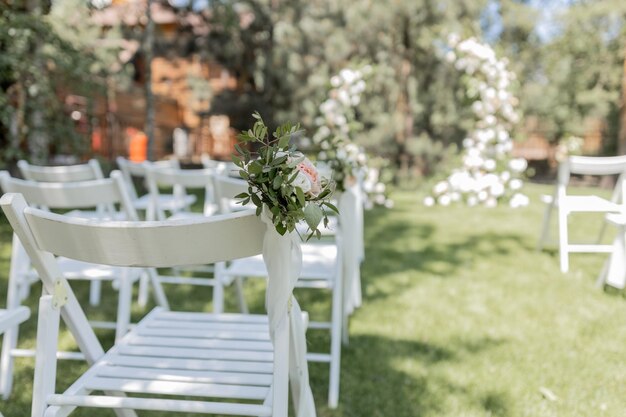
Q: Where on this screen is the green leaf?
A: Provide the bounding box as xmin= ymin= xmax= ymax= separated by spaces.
xmin=232 ymin=154 xmax=242 ymax=167
xmin=288 ymin=169 xmax=300 ymax=184
xmin=248 ymin=162 xmax=263 ymax=174
xmin=295 ymin=187 xmax=305 ymax=207
xmin=304 ymin=203 xmax=323 ymax=230
xmin=276 ymin=222 xmax=287 ymax=235
xmin=273 ymin=175 xmax=283 ymax=189
xmin=271 ymin=155 xmax=288 ymax=166
xmin=323 ymin=202 xmax=339 ymax=214
xmin=278 ymin=134 xmax=291 ymax=149
xmin=234 ymin=192 xmax=249 ymax=199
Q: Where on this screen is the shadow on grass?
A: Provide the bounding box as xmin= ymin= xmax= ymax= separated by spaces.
xmin=322 ymin=333 xmax=511 ymax=417
xmin=361 ymin=207 xmax=532 ymax=305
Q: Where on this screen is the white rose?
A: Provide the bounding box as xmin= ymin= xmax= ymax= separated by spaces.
xmin=509 ymin=193 xmax=530 ymax=208
xmin=438 ymin=194 xmax=451 ymax=206
xmin=509 ymin=158 xmax=527 ymax=173
xmin=509 ymin=178 xmax=523 ymax=190
xmin=483 ymin=159 xmax=496 ymax=171
xmin=423 ymin=196 xmax=435 ymax=207
xmin=433 ymin=181 xmax=449 ymax=195
xmin=292 ymin=171 xmax=312 ymax=194
xmin=490 ymin=182 xmax=505 ymax=197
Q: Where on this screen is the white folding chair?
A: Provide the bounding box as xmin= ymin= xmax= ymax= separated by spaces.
xmin=146 ymin=165 xmax=218 ymax=220
xmin=17 ymin=159 xmax=116 ymax=302
xmin=0 ymin=171 xmax=171 ymax=398
xmin=200 ymin=153 xmax=238 ymax=176
xmin=116 ymin=156 xmax=196 ymax=220
xmin=1 ymin=192 xmax=316 ymax=417
xmin=18 ymin=159 xmax=105 ymax=183
xmin=537 ymin=155 xmax=626 ymax=273
xmin=214 ymin=175 xmax=359 ymax=408
xmin=142 ymin=165 xmax=228 ymax=310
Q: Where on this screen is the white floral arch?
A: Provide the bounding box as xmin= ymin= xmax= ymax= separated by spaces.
xmin=425 ymin=35 xmax=529 ymax=208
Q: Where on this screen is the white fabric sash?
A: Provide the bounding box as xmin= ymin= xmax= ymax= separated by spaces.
xmin=339 ymin=185 xmax=363 ymax=316
xmin=261 ymin=210 xmax=316 ymax=417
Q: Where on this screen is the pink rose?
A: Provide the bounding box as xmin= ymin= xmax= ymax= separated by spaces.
xmin=296 ymin=157 xmax=321 ymax=197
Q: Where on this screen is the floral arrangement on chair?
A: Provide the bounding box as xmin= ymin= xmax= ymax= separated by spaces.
xmin=233 ymin=112 xmax=338 ymax=240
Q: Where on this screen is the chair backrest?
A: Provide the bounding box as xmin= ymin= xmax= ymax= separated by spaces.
xmin=18 ymin=159 xmax=104 ymax=183
xmin=0 ymin=170 xmax=137 ymax=220
xmin=0 ymin=193 xmax=266 ymax=352
xmin=201 ymin=154 xmax=240 ymax=177
xmin=212 ymin=174 xmax=249 ymax=214
xmin=565 ymin=155 xmax=626 ymax=177
xmin=116 ymin=156 xmax=180 ymax=201
xmin=146 ymin=166 xmax=215 ymax=217
xmin=558 ymin=155 xmax=626 ymax=204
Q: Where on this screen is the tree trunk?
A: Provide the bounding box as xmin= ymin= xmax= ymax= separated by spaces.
xmin=144 ymin=0 xmax=156 ymax=161
xmin=27 ymin=0 xmax=48 ymax=164
xmin=618 ymin=44 xmax=626 ymax=155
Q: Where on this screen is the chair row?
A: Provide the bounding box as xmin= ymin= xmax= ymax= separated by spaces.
xmin=0 ymin=156 xmax=366 ymax=414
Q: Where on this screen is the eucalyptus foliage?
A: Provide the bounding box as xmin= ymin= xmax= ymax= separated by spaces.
xmin=233 ymin=112 xmax=338 ymax=240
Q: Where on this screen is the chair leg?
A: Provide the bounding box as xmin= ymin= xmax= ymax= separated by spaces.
xmin=31 ymin=295 xmax=60 ymax=417
xmin=0 ymin=325 xmax=19 ymax=399
xmin=234 ymin=277 xmax=249 ymax=314
xmin=146 ymin=268 xmax=169 ymax=310
xmin=558 ymin=209 xmax=569 ymax=273
xmin=89 ymin=281 xmax=102 ymax=306
xmin=115 ymin=273 xmax=133 ymax=341
xmin=212 ymin=280 xmax=224 ymax=314
xmin=2 ymin=237 xmax=27 ymax=398
xmin=328 ymin=278 xmax=343 ymax=409
xmin=137 ymin=271 xmax=150 ymax=307
xmin=537 ymin=202 xmax=554 ymax=251
xmin=599 ymin=226 xmax=626 ymax=289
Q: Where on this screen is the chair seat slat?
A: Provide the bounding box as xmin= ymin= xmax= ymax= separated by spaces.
xmin=84 ymin=376 xmax=269 ymax=400
xmin=146 ymin=320 xmax=269 ymax=332
xmin=47 ymin=394 xmax=272 ymax=416
xmin=135 ymin=327 xmax=271 ymax=341
xmin=126 ymin=335 xmax=273 ymax=351
xmin=116 ymin=345 xmax=273 ymax=362
xmin=96 ymin=365 xmax=273 ymax=386
xmin=153 ymin=310 xmax=269 ymax=324
xmin=104 ymin=354 xmax=274 ymax=374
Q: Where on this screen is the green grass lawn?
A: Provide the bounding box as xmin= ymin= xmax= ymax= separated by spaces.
xmin=2 ymin=182 xmax=626 ymax=416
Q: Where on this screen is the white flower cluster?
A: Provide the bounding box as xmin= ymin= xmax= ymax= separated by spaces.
xmin=426 ymin=35 xmax=528 ymax=209
xmin=555 ymin=135 xmax=584 ymax=162
xmin=314 ymin=66 xmax=392 ymax=207
xmin=314 ymin=67 xmax=369 ymax=143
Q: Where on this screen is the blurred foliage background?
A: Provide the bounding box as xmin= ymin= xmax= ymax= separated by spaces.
xmin=1 ymin=0 xmax=626 ymax=182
